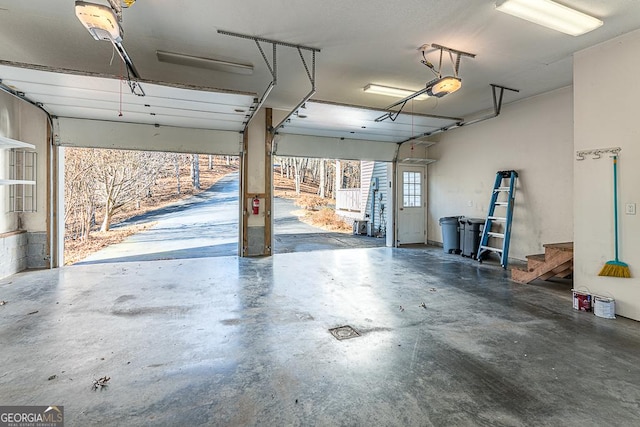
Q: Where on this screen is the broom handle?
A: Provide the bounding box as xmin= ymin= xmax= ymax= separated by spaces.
xmin=613 ymin=155 xmax=620 ymax=262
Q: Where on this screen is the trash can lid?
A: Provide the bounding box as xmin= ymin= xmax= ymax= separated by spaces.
xmin=466 ymin=218 xmax=485 ymax=224
xmin=439 ymin=216 xmax=461 ymax=224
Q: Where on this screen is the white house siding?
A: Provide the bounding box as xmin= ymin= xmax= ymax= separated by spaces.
xmin=363 ymin=161 xmax=389 ymax=237
xmin=360 ymin=160 xmax=375 ymax=214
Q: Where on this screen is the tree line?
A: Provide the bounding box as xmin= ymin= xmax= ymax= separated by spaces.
xmin=275 ymin=157 xmax=360 ymax=198
xmin=64 ymin=148 xmax=360 ymax=242
xmin=64 ymin=148 xmax=234 ymax=241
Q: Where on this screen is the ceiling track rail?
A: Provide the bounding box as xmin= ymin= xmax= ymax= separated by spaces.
xmin=111 ymin=40 xmax=144 ymax=96
xmin=104 ymin=0 xmax=143 ymax=95
xmin=106 ymin=0 xmax=123 ymax=21
xmin=378 ymin=44 xmax=476 ymax=123
xmin=247 ymin=40 xmax=277 ymax=131
xmin=272 ymin=48 xmax=316 ymax=134
xmin=218 ymin=30 xmax=320 ymax=133
xmin=0 ymin=80 xmax=52 ymax=120
xmin=375 ymin=84 xmax=432 ymax=122
xmin=461 ymin=84 xmax=519 ymax=127
xmin=397 ymin=84 xmax=519 ymax=145
xmin=429 ymin=44 xmax=476 ymax=77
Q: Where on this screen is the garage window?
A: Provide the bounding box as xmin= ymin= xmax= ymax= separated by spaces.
xmin=403 ymin=171 xmax=421 ymax=207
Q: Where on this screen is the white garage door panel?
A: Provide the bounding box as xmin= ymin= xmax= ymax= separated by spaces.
xmin=55 ymin=117 xmax=241 ymax=155
xmin=35 ymin=96 xmax=248 ymax=124
xmin=275 ymin=133 xmax=398 ymax=162
xmin=54 ymin=107 xmax=244 ymax=131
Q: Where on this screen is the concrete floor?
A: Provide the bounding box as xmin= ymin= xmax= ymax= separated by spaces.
xmin=1 ymin=247 xmax=640 ymax=426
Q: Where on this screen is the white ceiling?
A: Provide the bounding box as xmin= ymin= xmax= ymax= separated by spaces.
xmin=1 ymin=0 xmax=639 ymax=136
xmin=279 ymin=101 xmax=460 ymax=143
xmin=0 ymin=63 xmax=460 ymax=142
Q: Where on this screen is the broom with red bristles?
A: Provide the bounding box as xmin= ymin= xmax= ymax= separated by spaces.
xmin=599 ymin=155 xmax=631 ymax=278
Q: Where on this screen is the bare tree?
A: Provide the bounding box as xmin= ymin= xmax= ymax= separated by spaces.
xmin=273 ymin=156 xmax=339 ymax=199
xmin=319 ymin=159 xmax=326 ymax=198
xmin=191 ymin=154 xmax=200 ymax=189
xmin=64 ymin=148 xmax=96 ymax=241
xmin=293 ymin=158 xmax=303 ymax=194
xmin=174 ymin=154 xmax=181 ymax=195
xmin=94 ymin=149 xmax=158 ymax=231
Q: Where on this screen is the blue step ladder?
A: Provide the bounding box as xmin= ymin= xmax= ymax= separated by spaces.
xmin=477 ymin=170 xmax=518 ymax=269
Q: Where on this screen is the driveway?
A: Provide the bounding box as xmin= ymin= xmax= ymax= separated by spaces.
xmin=273 ymin=197 xmax=385 ymax=253
xmin=76 ymin=173 xmax=383 ymax=264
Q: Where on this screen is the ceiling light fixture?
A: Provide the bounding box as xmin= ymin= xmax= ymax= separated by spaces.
xmin=75 ymin=1 xmax=122 ymax=42
xmin=427 ymin=76 xmax=462 ymax=98
xmin=156 ymin=51 xmax=254 ymax=75
xmin=364 ymin=84 xmax=429 ymax=100
xmin=495 ymin=0 xmax=603 ymax=36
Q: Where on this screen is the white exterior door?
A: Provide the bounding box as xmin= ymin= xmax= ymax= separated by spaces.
xmin=397 ymin=165 xmax=426 ymax=244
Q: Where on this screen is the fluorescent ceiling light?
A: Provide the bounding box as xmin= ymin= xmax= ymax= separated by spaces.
xmin=427 ymin=76 xmax=462 ymax=98
xmin=364 ymin=84 xmax=429 ymax=100
xmin=156 ymin=51 xmax=254 ymax=75
xmin=75 ymin=1 xmax=122 ymax=42
xmin=495 ymin=0 xmax=603 ymax=36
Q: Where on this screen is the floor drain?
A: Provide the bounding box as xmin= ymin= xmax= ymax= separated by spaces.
xmin=329 ymin=325 xmax=360 ymax=340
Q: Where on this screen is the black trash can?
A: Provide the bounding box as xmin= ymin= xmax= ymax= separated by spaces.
xmin=439 ymin=216 xmax=461 ymax=254
xmin=458 ymin=218 xmax=466 ymax=254
xmin=460 ymin=218 xmax=485 ymax=259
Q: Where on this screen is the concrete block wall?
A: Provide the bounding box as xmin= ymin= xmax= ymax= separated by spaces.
xmin=27 ymin=232 xmax=48 ymax=269
xmin=0 ymin=231 xmax=27 ymax=279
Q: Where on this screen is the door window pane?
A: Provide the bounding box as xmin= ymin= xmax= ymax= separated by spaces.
xmin=403 ymin=171 xmax=421 ymax=207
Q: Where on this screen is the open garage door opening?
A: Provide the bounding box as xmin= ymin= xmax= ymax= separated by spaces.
xmin=64 ymin=148 xmax=240 ymax=265
xmin=272 ymin=156 xmax=387 ymax=254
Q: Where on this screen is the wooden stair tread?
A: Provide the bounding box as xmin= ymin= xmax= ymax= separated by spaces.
xmin=542 ymin=242 xmax=573 ymax=251
xmin=512 ymin=243 xmax=574 ymax=284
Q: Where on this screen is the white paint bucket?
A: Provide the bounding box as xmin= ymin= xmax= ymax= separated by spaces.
xmin=594 ymin=297 xmax=616 ymax=319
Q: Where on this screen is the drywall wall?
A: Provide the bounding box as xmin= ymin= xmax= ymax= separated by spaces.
xmin=574 ymin=29 xmax=640 ymax=320
xmin=426 ymin=86 xmax=574 ymax=261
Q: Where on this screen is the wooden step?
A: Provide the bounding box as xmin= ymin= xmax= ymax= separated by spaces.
xmin=525 ymin=253 xmax=546 ymax=270
xmin=512 ymin=242 xmax=574 ymax=284
xmin=543 ymin=242 xmax=574 ymax=254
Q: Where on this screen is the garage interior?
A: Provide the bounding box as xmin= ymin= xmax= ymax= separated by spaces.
xmin=1 ymin=1 xmax=640 ymax=425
